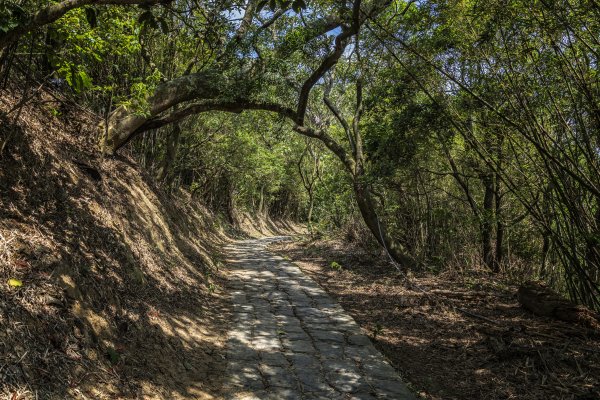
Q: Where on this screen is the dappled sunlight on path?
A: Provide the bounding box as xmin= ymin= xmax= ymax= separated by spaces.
xmin=223 ymin=237 xmax=415 ymax=400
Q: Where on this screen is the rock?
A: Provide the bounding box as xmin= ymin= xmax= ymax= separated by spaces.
xmin=347 ymin=334 xmax=371 ymax=346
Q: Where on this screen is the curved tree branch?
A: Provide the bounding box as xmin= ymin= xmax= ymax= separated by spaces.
xmin=292 ymin=124 xmax=355 ymax=174
xmin=100 ymin=0 xmax=392 ymax=157
xmin=122 ymin=95 xmax=357 ymax=174
xmin=295 ymin=0 xmax=391 ymax=125
xmin=295 ymin=23 xmax=357 ymax=125
xmin=0 ymin=0 xmax=171 ymax=50
xmin=131 ymin=99 xmax=297 ymax=137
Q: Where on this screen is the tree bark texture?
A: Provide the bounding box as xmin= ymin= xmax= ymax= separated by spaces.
xmin=353 ymin=180 xmax=416 ymax=269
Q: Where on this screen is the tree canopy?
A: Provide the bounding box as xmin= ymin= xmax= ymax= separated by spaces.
xmin=1 ymin=0 xmax=599 ymax=309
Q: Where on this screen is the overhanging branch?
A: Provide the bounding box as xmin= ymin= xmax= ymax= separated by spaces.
xmin=295 ymin=21 xmax=357 ymax=125
xmin=0 ymin=0 xmax=171 ymax=50
xmin=131 ymin=99 xmax=297 ymax=136
xmin=295 ymin=0 xmax=391 ymax=125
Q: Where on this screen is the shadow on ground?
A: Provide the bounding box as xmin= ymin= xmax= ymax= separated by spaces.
xmin=0 ymin=97 xmax=230 ymax=399
xmin=272 ymin=239 xmax=600 ymax=400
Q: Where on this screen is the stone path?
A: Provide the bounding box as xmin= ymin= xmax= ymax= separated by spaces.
xmin=223 ymin=237 xmax=415 ymax=400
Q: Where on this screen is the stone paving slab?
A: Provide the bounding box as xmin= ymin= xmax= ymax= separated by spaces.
xmin=223 ymin=237 xmax=415 ymax=400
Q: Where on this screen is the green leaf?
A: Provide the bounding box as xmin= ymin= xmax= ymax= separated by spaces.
xmin=72 ymin=70 xmax=91 ymax=93
xmin=106 ymin=347 xmax=120 ymax=364
xmin=77 ymin=70 xmax=93 ymax=89
xmin=0 ymin=3 xmax=27 ymax=33
xmin=8 ymin=278 xmax=23 ymax=287
xmin=329 ymin=261 xmax=342 ymax=271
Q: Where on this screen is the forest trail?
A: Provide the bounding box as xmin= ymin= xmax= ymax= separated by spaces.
xmin=222 ymin=237 xmax=415 ymax=400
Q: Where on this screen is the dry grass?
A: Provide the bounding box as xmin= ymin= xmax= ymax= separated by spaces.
xmin=0 ymin=88 xmax=231 ymax=399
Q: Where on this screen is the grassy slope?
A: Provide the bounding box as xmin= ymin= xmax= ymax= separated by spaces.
xmin=0 ymin=89 xmax=231 ymax=399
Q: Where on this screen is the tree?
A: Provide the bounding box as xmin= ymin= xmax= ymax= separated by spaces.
xmin=94 ymin=0 xmax=418 ymax=267
xmin=0 ymin=0 xmax=170 ymax=50
xmin=5 ymin=0 xmax=598 ymax=307
xmin=297 ymin=140 xmax=322 ymax=226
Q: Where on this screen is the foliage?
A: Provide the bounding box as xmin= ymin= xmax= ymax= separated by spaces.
xmin=0 ymin=3 xmax=27 ymax=34
xmin=330 ymin=261 xmax=343 ymax=271
xmin=3 ymin=0 xmax=599 ymax=309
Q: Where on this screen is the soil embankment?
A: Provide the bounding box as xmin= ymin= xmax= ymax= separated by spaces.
xmin=0 ymin=89 xmax=230 ymax=399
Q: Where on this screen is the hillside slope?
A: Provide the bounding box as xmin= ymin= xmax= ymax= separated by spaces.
xmin=0 ymin=89 xmax=231 ymax=399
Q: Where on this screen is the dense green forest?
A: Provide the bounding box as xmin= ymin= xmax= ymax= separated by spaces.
xmin=1 ymin=0 xmax=599 ymax=311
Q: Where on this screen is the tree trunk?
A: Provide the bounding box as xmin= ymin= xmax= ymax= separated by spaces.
xmin=99 ymin=71 xmax=220 ymax=154
xmin=540 ymin=233 xmax=551 ymax=278
xmin=481 ymin=172 xmax=496 ymax=271
xmin=495 ymin=219 xmax=504 ymax=269
xmin=307 ymin=191 xmax=314 ymax=224
xmin=258 ymin=185 xmax=268 ymax=217
xmin=353 ymin=180 xmax=416 ymax=269
xmin=226 ymin=182 xmax=237 ymax=225
xmin=494 ymin=134 xmax=504 ymax=269
xmin=156 ymin=122 xmax=180 ymax=183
